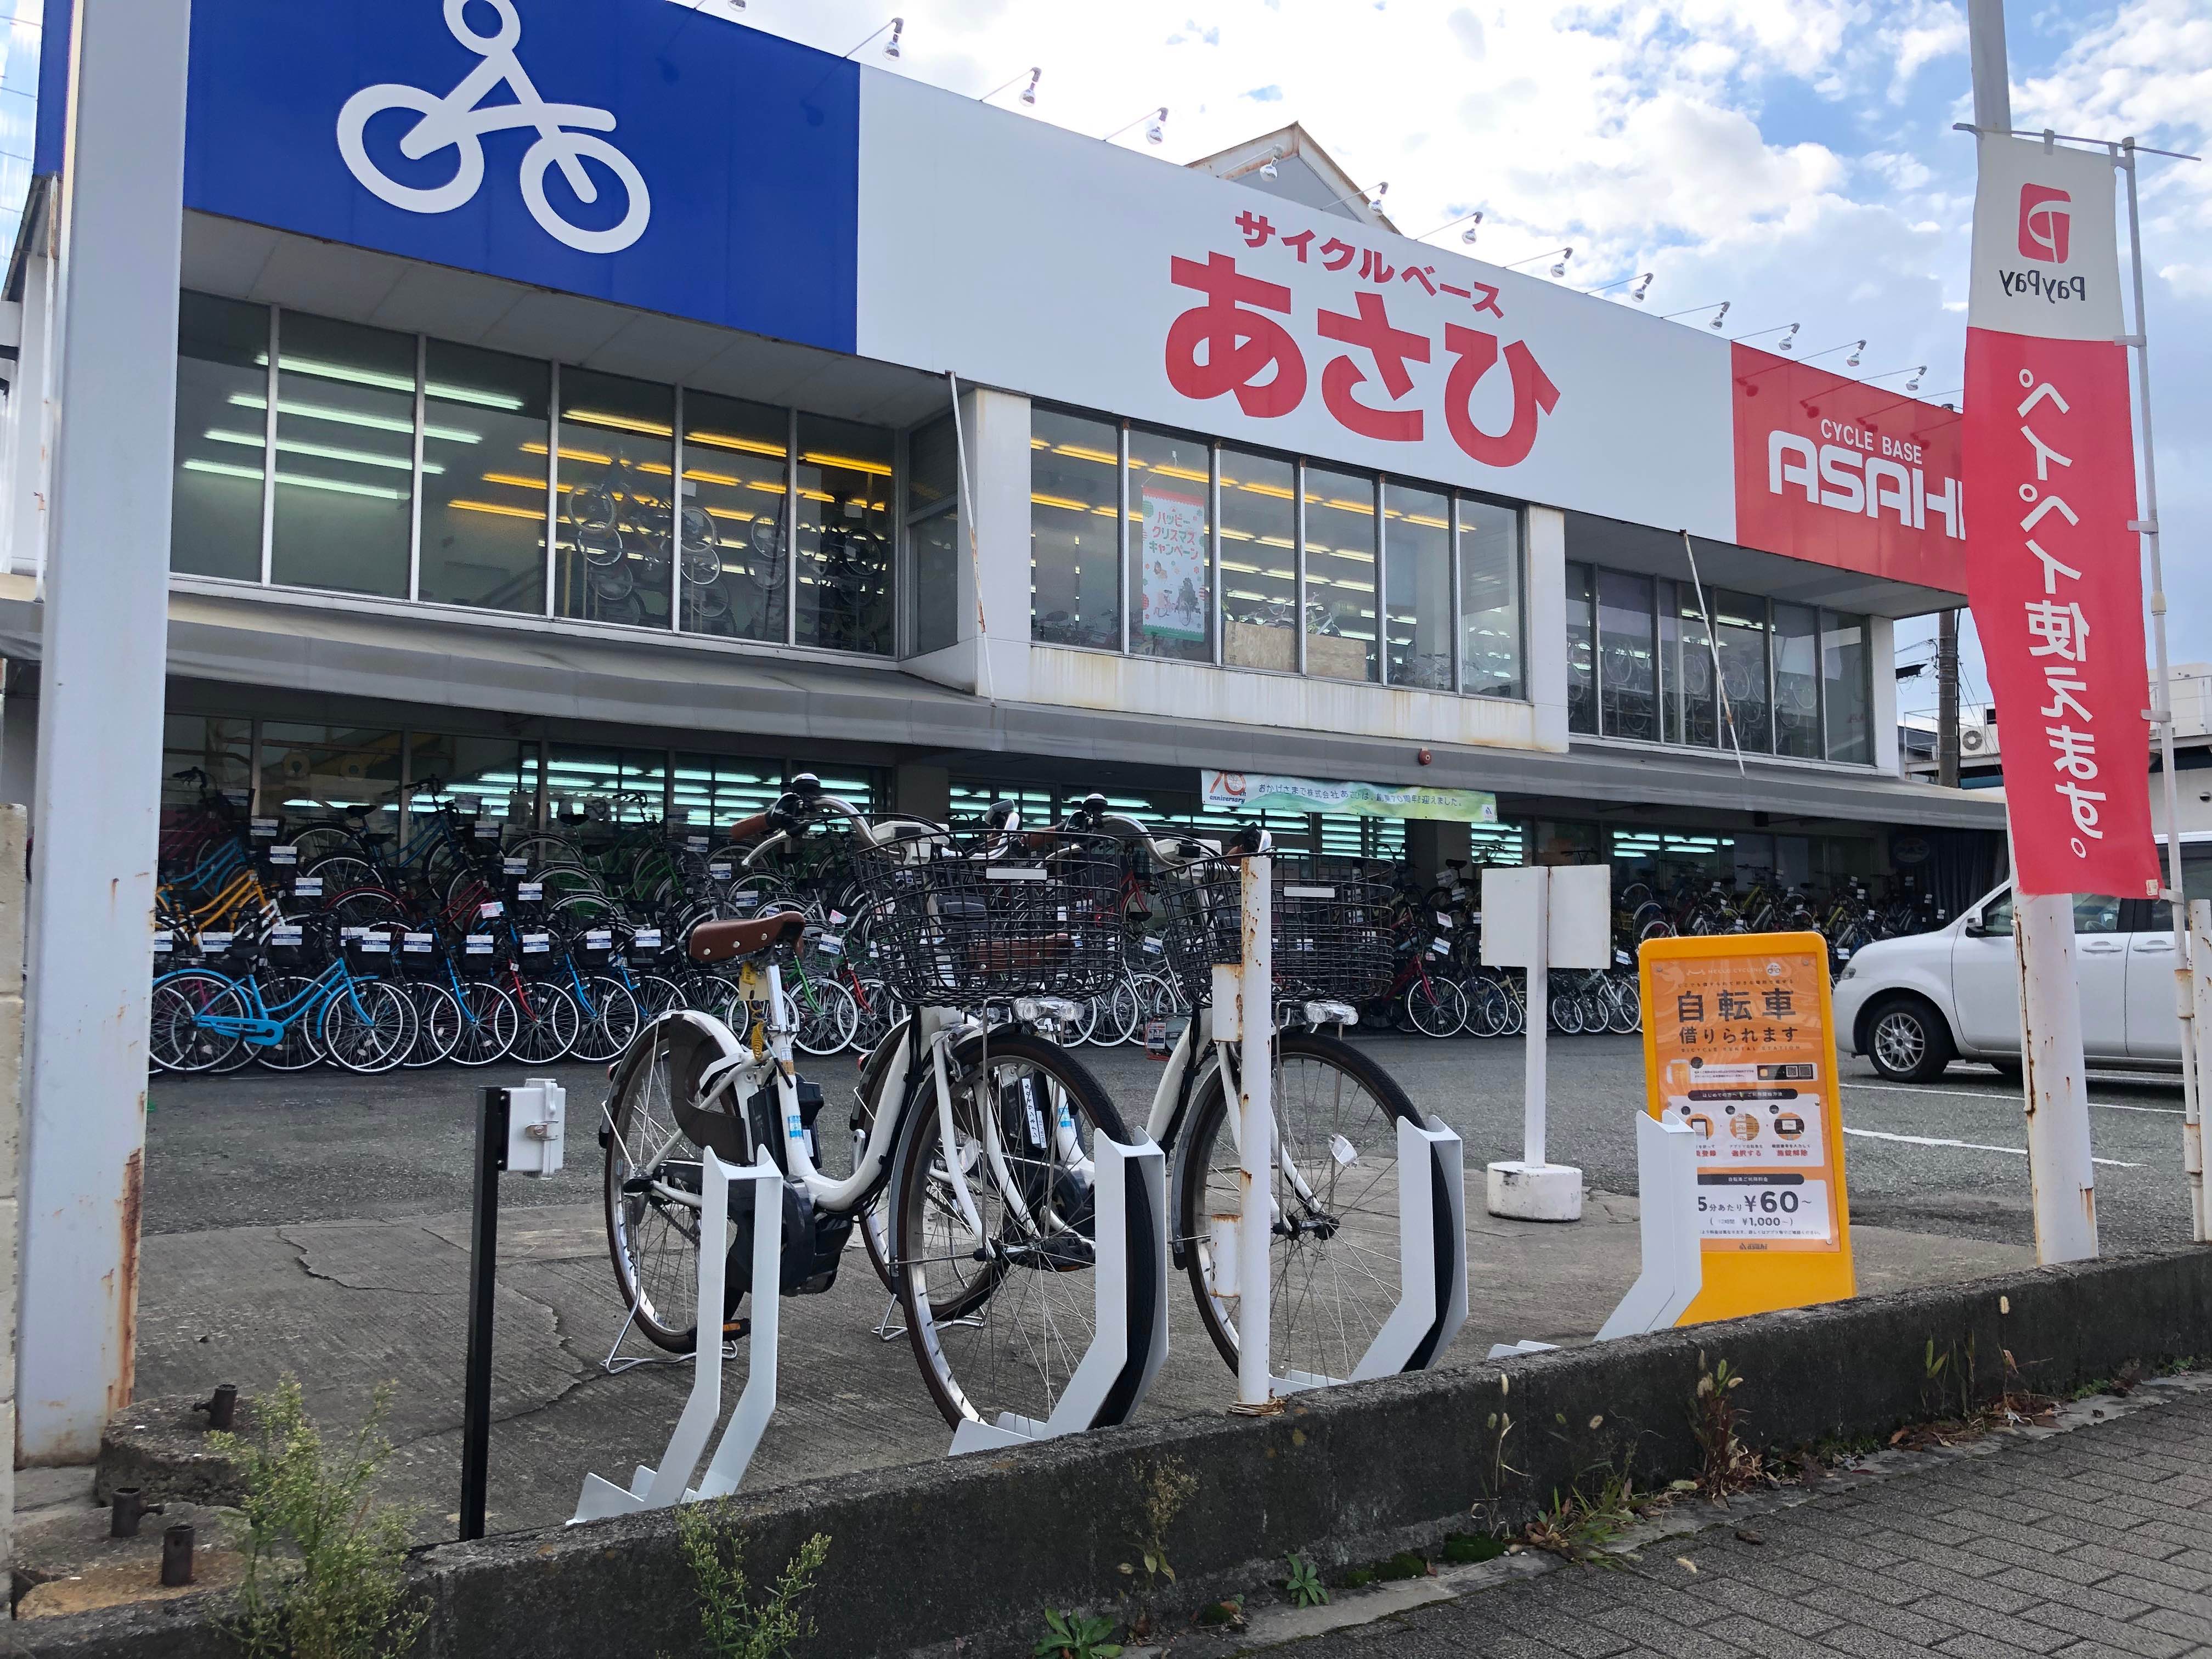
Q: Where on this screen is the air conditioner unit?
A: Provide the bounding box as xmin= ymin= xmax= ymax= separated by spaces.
xmin=1961 ymin=728 xmax=1985 ymax=752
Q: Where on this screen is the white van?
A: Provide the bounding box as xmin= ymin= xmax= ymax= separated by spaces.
xmin=1831 ymin=834 xmax=2212 ymax=1083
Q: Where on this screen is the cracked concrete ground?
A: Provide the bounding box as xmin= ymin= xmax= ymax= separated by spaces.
xmin=132 ymin=1036 xmax=2061 ymax=1541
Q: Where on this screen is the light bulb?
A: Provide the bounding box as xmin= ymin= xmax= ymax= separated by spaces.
xmin=1261 ymin=159 xmax=1278 ymax=179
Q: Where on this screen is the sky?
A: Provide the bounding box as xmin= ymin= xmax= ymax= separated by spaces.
xmin=683 ymin=0 xmax=2211 ymax=727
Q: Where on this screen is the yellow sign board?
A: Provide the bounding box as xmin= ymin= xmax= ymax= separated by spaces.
xmin=1638 ymin=932 xmax=1855 ymax=1322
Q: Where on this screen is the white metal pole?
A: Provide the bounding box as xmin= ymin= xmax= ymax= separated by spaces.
xmin=1967 ymin=0 xmax=2098 ymax=1265
xmin=1235 ymin=852 xmax=1273 ymax=1410
xmin=1524 ymin=866 xmax=1549 ymax=1168
xmin=2115 ymin=139 xmax=2202 ymax=1239
xmin=17 ymin=0 xmax=195 ymax=1459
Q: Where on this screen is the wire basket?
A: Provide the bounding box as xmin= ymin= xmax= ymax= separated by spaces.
xmin=850 ymin=830 xmax=1127 ymax=1008
xmin=1156 ymin=853 xmax=1396 ymax=1007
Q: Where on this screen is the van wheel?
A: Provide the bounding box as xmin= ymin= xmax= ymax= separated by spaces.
xmin=1866 ymin=996 xmax=1954 ymax=1084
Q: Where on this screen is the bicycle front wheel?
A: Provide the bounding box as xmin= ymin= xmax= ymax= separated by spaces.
xmin=891 ymin=1028 xmax=1135 ymax=1431
xmin=319 ymin=980 xmax=417 ymax=1073
xmin=148 ymin=972 xmax=246 ymax=1073
xmin=568 ymin=975 xmax=642 ymax=1064
xmin=1176 ymin=1031 xmax=1424 ymax=1383
xmin=510 ymin=980 xmax=582 ymax=1065
xmin=400 ymin=981 xmax=464 ymax=1068
xmin=448 ymin=980 xmax=520 ymax=1066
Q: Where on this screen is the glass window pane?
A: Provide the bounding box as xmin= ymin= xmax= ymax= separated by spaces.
xmin=796 ymin=415 xmax=893 ymax=654
xmin=1714 ymin=590 xmax=1771 ymax=753
xmin=1457 ymin=498 xmax=1521 ymax=698
xmin=269 ymin=313 xmax=414 ymax=597
xmin=672 ymin=755 xmax=785 ymax=831
xmin=545 ymin=744 xmax=667 ymax=830
xmin=1566 ymin=562 xmax=1595 ymax=735
xmin=161 ymin=715 xmax=252 ymax=819
xmin=1672 ymin=584 xmax=1720 ymax=747
xmin=1822 ymin=612 xmax=1871 ymax=764
xmin=906 ymin=416 xmax=960 ymax=658
xmin=1030 ymin=409 xmax=1121 ymax=650
xmin=556 ymin=369 xmax=674 ymax=630
xmin=2074 ymin=894 xmax=2123 ymax=934
xmin=1774 ymin=601 xmax=1821 ymax=758
xmin=1302 ymin=464 xmax=1376 ymax=681
xmin=1220 ymin=447 xmax=1296 ymax=670
xmin=681 ymin=390 xmax=788 ymax=642
xmin=171 ymin=292 xmax=268 ymax=582
xmin=1384 ymin=481 xmax=1451 ymax=689
xmin=258 ymin=722 xmax=404 ymax=825
xmin=417 ymin=340 xmax=547 ymax=614
xmin=1597 ymin=568 xmax=1657 ymax=741
xmin=1982 ymin=890 xmax=2013 ymax=934
xmin=1128 ymin=427 xmax=1212 ymax=662
xmin=405 ymin=734 xmax=540 ymax=838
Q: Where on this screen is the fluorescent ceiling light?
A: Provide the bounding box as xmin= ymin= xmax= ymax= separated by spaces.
xmin=255 ymin=354 xmax=524 ymax=410
xmin=185 ymin=458 xmax=406 ymax=501
xmin=204 ymin=428 xmax=442 ymax=475
xmin=228 ymin=393 xmax=481 ymax=444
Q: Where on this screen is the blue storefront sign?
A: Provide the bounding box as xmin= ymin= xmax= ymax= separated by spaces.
xmin=178 ymin=0 xmax=860 ymax=354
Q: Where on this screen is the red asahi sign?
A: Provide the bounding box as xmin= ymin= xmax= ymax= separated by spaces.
xmin=1962 ymin=135 xmax=2157 ymax=899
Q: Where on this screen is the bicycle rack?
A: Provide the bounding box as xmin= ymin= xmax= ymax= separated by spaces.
xmin=1271 ymin=1113 xmax=1469 ymax=1393
xmin=570 ymin=1147 xmax=782 ymax=1523
xmin=949 ymin=1134 xmax=1170 ymax=1455
xmin=1594 ymin=1111 xmax=1702 ymax=1340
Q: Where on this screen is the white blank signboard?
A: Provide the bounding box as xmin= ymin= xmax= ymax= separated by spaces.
xmin=1481 ymin=865 xmax=1612 ymax=970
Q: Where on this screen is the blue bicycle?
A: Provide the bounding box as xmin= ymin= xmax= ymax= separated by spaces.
xmin=149 ymin=930 xmax=417 ymax=1075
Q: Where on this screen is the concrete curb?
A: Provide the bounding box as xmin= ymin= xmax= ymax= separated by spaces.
xmin=16 ymin=1244 xmax=2210 ymax=1658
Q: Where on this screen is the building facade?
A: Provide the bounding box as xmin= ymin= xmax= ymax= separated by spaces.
xmin=0 ymin=0 xmax=2002 ymax=894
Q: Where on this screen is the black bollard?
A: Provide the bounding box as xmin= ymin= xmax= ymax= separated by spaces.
xmin=191 ymin=1384 xmax=239 ymax=1432
xmin=109 ymin=1487 xmax=163 ymax=1539
xmin=160 ymin=1522 xmax=195 ymax=1587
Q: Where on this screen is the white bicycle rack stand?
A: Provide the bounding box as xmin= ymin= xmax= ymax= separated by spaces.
xmin=949 ymin=1134 xmax=1171 ymax=1455
xmin=571 ymin=1147 xmax=782 ymax=1523
xmin=1226 ymin=853 xmax=1469 ymax=1405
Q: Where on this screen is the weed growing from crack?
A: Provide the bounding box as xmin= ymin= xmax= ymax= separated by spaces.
xmin=671 ymin=1506 xmax=828 ymax=1659
xmin=1284 ymin=1553 xmax=1329 ymax=1609
xmin=213 ymin=1376 xmax=425 ymax=1659
xmin=1691 ymin=1355 xmax=1765 ymax=1500
xmin=1520 ymin=1461 xmax=1642 ymax=1562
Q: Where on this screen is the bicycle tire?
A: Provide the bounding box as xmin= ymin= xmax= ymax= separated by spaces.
xmin=400 ymin=980 xmax=464 ymax=1068
xmin=1175 ymin=1030 xmax=1425 ymax=1379
xmin=148 ymin=972 xmax=248 ymax=1073
xmin=319 ymin=979 xmax=417 ymax=1074
xmin=891 ymin=1025 xmax=1134 ymax=1431
xmin=448 ymin=980 xmax=520 ymax=1066
xmin=568 ymin=974 xmax=644 ymax=1065
xmin=509 ymin=979 xmax=582 ymax=1065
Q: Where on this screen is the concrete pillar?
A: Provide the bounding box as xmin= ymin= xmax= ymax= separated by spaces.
xmin=1524 ymin=506 xmax=1568 ymax=752
xmin=1404 ymin=819 xmax=1472 ymax=887
xmin=18 ymin=0 xmax=193 ymax=1463
xmin=1869 ymin=615 xmax=1900 ymax=774
xmin=892 ymin=761 xmax=950 ymax=822
xmin=905 ymin=386 xmax=1031 ymax=703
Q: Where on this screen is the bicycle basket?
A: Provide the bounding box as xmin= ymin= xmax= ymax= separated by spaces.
xmin=340 ymin=926 xmax=400 ymax=977
xmin=850 ymin=830 xmax=1125 ymax=1007
xmin=1156 ymin=853 xmax=1395 ymax=1006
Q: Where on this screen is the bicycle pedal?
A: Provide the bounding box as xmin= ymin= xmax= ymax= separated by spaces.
xmin=721 ymin=1317 xmax=751 ymax=1341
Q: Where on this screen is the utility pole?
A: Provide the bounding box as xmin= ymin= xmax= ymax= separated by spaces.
xmin=1966 ymin=0 xmax=2097 ymax=1263
xmin=1937 ymin=611 xmax=1961 ymax=787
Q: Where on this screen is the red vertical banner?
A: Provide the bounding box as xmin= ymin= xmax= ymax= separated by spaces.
xmin=1962 ymin=137 xmax=2158 ymax=899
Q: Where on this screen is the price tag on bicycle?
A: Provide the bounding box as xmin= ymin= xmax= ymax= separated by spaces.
xmin=270 ymin=926 xmax=303 ymax=946
xmin=503 ymin=857 xmax=527 ymax=875
xmin=633 ymin=928 xmax=661 ymax=949
xmin=478 ymin=900 xmax=504 ymax=918
xmin=402 ymin=932 xmax=435 ymax=953
xmin=268 ymin=845 xmax=298 ymax=866
xmin=817 ymin=934 xmax=843 ymax=958
xmin=475 ymin=822 xmax=500 ymax=841
xmin=201 ymin=932 xmax=234 ymax=951
xmin=732 ymin=891 xmax=758 ymax=911
xmin=250 ymin=818 xmax=278 ymax=839
xmin=153 ymin=931 xmax=173 ymax=955
xmin=708 ymin=864 xmax=732 ymax=881
xmin=358 ymin=934 xmax=391 ymax=953
xmin=583 ymin=930 xmax=612 ymax=950
xmin=521 ymin=932 xmax=550 ymax=954
xmin=1436 ymin=910 xmax=1453 ymax=928
xmin=339 ymin=926 xmax=366 ymax=940
xmin=686 ymin=836 xmax=708 ymax=853
xmin=465 ymin=933 xmax=494 ymax=955
xmin=294 ymin=876 xmax=323 ymax=896
xmin=1142 ymin=936 xmax=1163 ymax=955
xmin=517 ymin=882 xmax=544 ymax=901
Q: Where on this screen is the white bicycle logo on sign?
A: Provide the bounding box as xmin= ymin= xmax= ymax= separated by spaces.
xmin=337 ymin=0 xmax=651 ymax=255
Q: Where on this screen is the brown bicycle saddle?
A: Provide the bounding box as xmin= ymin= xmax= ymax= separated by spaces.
xmin=689 ymin=911 xmax=806 ymax=964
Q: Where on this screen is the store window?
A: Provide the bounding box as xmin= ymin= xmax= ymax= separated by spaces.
xmin=1713 ymin=590 xmax=1771 ymax=754
xmin=907 ymin=415 xmax=961 ymax=657
xmin=1302 ymin=463 xmax=1376 ymax=681
xmin=161 ymin=715 xmax=252 ymax=814
xmin=258 ymin=722 xmax=404 ymax=821
xmin=682 ymin=391 xmax=789 ymax=642
xmin=555 ymin=369 xmax=673 ymax=630
xmin=795 ymin=415 xmax=893 ymax=655
xmin=1457 ymin=498 xmax=1521 ymax=699
xmin=1565 ymin=562 xmax=1596 ymax=735
xmin=671 ymin=755 xmax=785 ymax=830
xmin=268 ymin=313 xmax=415 ymax=598
xmin=418 ymin=340 xmax=548 ymax=614
xmin=1030 ymin=409 xmax=1121 ymax=650
xmin=1597 ymin=569 xmax=1658 ymax=742
xmin=1384 ymin=481 xmax=1451 ymax=689
xmin=1821 ymin=612 xmax=1871 ymax=765
xmin=1773 ymin=602 xmax=1822 ymax=759
xmin=1220 ymin=446 xmax=1296 ymax=670
xmin=406 ymin=733 xmax=541 ymax=837
xmin=1128 ymin=426 xmax=1212 ymax=662
xmin=171 ymin=292 xmax=269 ymax=583
xmin=545 ymin=744 xmax=668 ymax=828
xmin=1660 ymin=583 xmax=1721 ymax=748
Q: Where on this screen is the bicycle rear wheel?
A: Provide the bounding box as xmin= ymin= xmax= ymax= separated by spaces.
xmin=890 ymin=1028 xmax=1135 ymax=1432
xmin=1176 ymin=1030 xmax=1424 ymax=1383
xmin=448 ymin=980 xmax=520 ymax=1066
xmin=319 ymin=980 xmax=417 ymax=1073
xmin=510 ymin=979 xmax=582 ymax=1064
xmin=148 ymin=972 xmax=247 ymax=1073
xmin=568 ymin=975 xmax=642 ymax=1064
xmin=1400 ymin=976 xmax=1464 ymax=1039
xmin=793 ymin=979 xmax=859 ymax=1055
xmin=1463 ymin=974 xmax=1508 ymax=1038
xmin=400 ymin=981 xmax=463 ymax=1068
